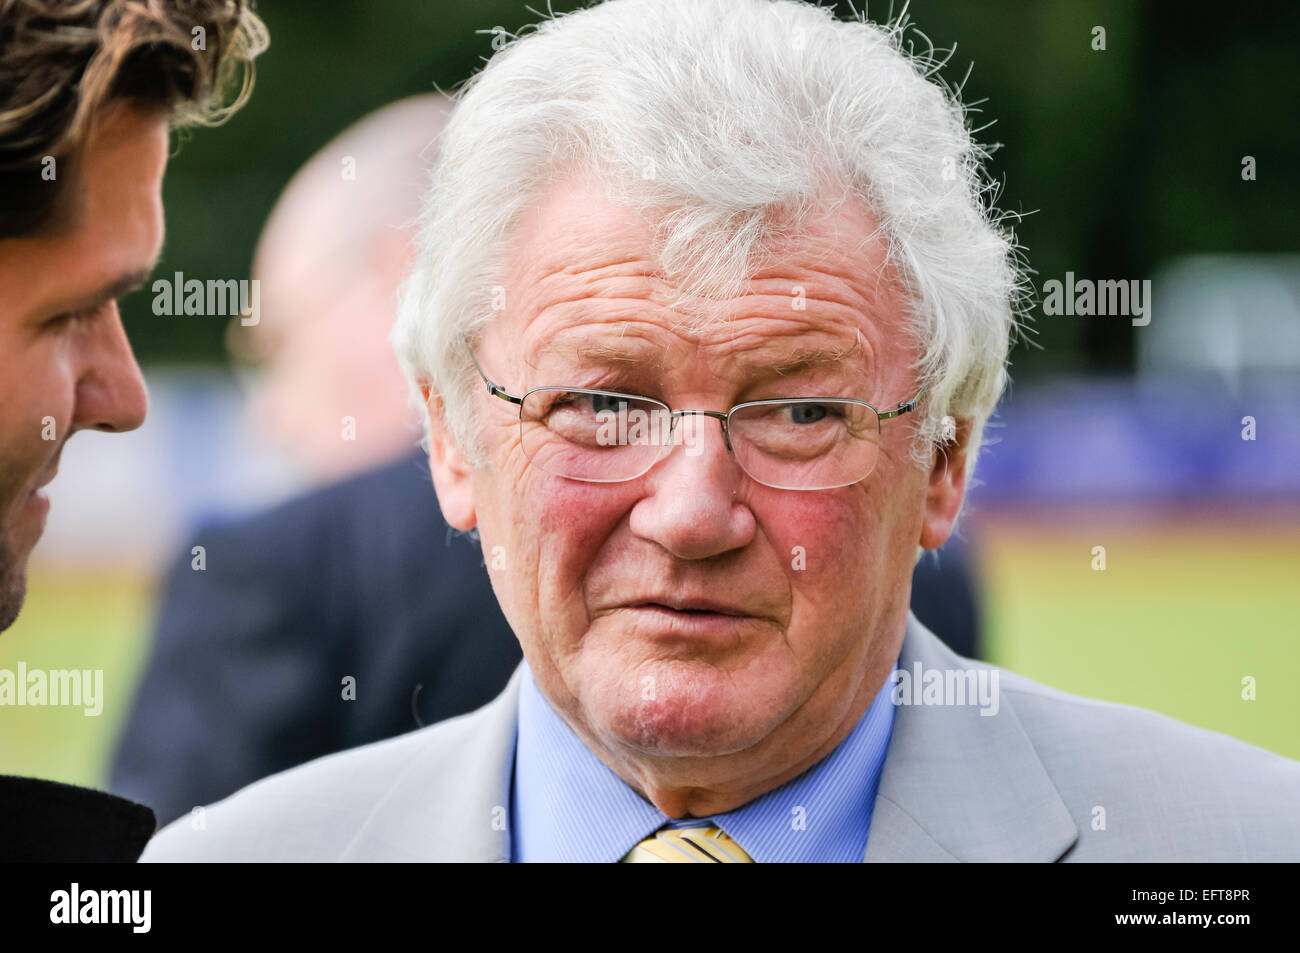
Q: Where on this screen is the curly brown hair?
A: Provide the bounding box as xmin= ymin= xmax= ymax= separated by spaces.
xmin=0 ymin=0 xmax=268 ymax=239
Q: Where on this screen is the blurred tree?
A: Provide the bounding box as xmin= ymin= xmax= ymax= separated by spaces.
xmin=125 ymin=0 xmax=1300 ymax=381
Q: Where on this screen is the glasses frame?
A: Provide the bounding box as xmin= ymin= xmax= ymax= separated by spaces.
xmin=468 ymin=349 xmax=923 ymax=491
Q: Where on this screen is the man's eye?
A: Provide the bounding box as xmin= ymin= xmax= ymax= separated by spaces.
xmin=549 ymin=392 xmax=631 ymax=415
xmin=43 ymin=312 xmax=79 ymax=331
xmin=786 ymin=403 xmax=840 ymax=424
xmin=588 ymin=393 xmax=627 ymax=415
xmin=44 ymin=301 xmax=114 ymax=330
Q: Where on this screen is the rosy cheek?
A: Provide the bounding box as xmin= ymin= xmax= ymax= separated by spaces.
xmin=750 ymin=487 xmax=886 ymax=619
xmin=524 ymin=474 xmax=636 ymax=573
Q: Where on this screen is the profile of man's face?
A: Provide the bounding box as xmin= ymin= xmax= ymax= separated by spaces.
xmin=430 ymin=173 xmax=969 ymax=788
xmin=0 ymin=102 xmax=162 ymax=631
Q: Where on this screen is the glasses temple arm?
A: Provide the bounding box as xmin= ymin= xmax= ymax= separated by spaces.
xmin=469 ymin=348 xmax=524 ymax=405
xmin=878 ymin=387 xmax=925 ymax=421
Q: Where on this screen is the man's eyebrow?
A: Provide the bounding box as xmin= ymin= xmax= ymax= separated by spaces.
xmin=730 ymin=332 xmax=871 ymax=379
xmin=47 ymin=268 xmax=153 ymax=316
xmin=530 ymin=338 xmax=652 ymax=367
xmin=763 ymin=340 xmax=866 ymax=376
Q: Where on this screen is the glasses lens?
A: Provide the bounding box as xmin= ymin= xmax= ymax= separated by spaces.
xmin=520 ymin=389 xmax=671 ymax=482
xmin=728 ymin=399 xmax=880 ymax=490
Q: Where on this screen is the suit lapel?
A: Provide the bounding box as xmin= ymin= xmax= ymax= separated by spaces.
xmin=339 ymin=666 xmax=524 ymax=861
xmin=863 ymin=614 xmax=1079 ymax=862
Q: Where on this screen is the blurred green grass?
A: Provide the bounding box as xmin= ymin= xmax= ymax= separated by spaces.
xmin=0 ymin=567 xmax=153 ymax=788
xmin=977 ymin=517 xmax=1300 ymax=761
xmin=0 ymin=517 xmax=1296 ymax=791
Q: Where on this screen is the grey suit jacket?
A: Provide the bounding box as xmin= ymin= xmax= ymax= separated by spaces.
xmin=142 ymin=613 xmax=1300 ymax=861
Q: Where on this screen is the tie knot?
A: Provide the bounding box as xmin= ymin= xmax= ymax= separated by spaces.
xmin=621 ymin=826 xmax=755 ymax=863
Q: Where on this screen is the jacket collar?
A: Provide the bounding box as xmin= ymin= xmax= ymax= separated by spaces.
xmin=339 ymin=666 xmax=523 ymax=861
xmin=862 ymin=613 xmax=1079 ymax=862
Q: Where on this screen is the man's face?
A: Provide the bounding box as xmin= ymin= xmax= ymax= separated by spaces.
xmin=432 ymin=173 xmax=962 ymax=776
xmin=0 ymin=103 xmax=161 ymax=631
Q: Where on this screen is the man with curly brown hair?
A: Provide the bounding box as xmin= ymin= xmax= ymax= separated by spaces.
xmin=0 ymin=0 xmax=266 ymax=860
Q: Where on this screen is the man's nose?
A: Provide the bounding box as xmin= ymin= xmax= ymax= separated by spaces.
xmin=628 ymin=412 xmax=755 ymax=560
xmin=73 ymin=305 xmax=148 ymax=433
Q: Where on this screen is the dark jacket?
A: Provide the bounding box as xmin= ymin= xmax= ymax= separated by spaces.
xmin=0 ymin=775 xmax=155 ymax=861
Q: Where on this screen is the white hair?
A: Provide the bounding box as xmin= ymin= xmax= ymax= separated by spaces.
xmin=393 ymin=0 xmax=1028 ymax=482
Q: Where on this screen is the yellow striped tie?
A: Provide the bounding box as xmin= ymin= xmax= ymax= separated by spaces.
xmin=620 ymin=826 xmax=755 ymax=863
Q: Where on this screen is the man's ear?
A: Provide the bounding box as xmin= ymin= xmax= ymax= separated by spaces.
xmin=919 ymin=415 xmax=972 ymax=551
xmin=421 ymin=384 xmax=477 ymax=531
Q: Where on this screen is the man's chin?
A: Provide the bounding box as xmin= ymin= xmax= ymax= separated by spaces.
xmin=0 ymin=491 xmax=51 ymax=632
xmin=0 ymin=550 xmax=29 ymax=634
xmin=589 ymin=662 xmax=794 ymax=759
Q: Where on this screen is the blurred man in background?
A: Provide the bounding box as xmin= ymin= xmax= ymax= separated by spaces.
xmin=0 ymin=0 xmax=264 ymax=860
xmin=110 ymin=95 xmax=523 ymax=827
xmin=231 ymin=96 xmax=441 ymax=484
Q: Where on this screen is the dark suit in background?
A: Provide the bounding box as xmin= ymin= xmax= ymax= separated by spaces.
xmin=110 ymin=454 xmax=520 ymax=826
xmin=111 ymin=451 xmax=979 ymax=827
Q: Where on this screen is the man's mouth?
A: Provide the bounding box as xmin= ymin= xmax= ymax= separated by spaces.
xmin=25 ymin=468 xmax=58 ymax=513
xmin=24 ymin=486 xmax=51 ymax=517
xmin=627 ymin=599 xmax=750 ymax=617
xmin=612 ymin=597 xmax=767 ymax=642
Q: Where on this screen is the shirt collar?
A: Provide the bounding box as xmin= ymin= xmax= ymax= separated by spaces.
xmin=512 ymin=661 xmax=897 ymax=862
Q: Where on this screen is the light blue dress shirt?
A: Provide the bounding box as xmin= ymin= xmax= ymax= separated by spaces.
xmin=510 ymin=659 xmax=898 ymax=862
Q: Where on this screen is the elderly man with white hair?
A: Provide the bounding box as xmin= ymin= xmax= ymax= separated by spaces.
xmin=144 ymin=0 xmax=1300 ymax=863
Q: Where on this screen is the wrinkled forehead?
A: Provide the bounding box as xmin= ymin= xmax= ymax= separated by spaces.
xmin=493 ymin=174 xmax=914 ymax=391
